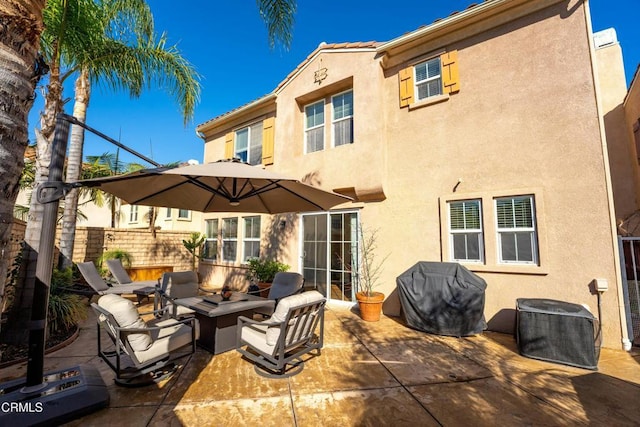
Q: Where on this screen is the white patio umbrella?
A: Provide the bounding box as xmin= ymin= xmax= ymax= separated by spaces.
xmin=79 ymin=159 xmax=351 ymax=213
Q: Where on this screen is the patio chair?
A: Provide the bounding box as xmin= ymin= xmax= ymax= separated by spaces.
xmin=91 ymin=293 xmax=198 ymax=387
xmin=236 ymin=290 xmax=325 ymax=378
xmin=106 ymin=259 xmax=159 ymax=287
xmin=254 ymin=272 xmax=305 ymax=317
xmin=77 ymin=261 xmax=150 ymax=298
xmin=156 ymin=271 xmax=214 ymax=318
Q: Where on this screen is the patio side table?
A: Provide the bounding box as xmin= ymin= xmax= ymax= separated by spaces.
xmin=133 ymin=286 xmax=156 ymax=305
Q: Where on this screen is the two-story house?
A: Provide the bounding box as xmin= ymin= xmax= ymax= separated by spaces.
xmin=195 ymin=0 xmax=639 ymax=349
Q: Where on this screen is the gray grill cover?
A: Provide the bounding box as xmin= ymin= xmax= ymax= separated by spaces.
xmin=516 ymin=298 xmax=600 ymax=370
xmin=396 ymin=262 xmax=487 ymax=336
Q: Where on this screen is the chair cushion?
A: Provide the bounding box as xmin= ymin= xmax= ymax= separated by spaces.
xmin=267 ymin=272 xmax=304 ymax=301
xmin=98 ymin=294 xmax=152 ymax=351
xmin=133 ymin=318 xmax=197 ymax=364
xmin=266 ymin=291 xmax=325 ymax=345
xmin=163 ymin=271 xmax=199 ymax=298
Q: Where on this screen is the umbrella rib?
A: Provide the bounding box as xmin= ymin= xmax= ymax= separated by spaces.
xmin=274 ymin=181 xmax=327 ymax=210
xmin=248 ymin=180 xmax=328 ymax=211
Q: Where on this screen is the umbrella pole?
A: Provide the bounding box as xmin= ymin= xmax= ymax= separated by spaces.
xmin=25 ymin=115 xmax=70 ymax=388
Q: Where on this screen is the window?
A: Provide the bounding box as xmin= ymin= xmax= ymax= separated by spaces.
xmin=235 ymin=122 xmax=263 ymax=165
xmin=129 ymin=205 xmax=139 ymax=223
xmin=332 ymin=90 xmax=353 ymax=147
xmin=178 ymin=209 xmax=190 ymax=220
xmin=242 ymin=216 xmax=261 ymax=262
xmin=203 ymin=219 xmax=218 ymax=261
xmin=305 ymin=100 xmax=324 ymax=153
xmin=165 ymin=208 xmax=172 ymax=219
xmin=496 ymin=196 xmax=538 ymax=264
xmin=222 ymin=218 xmax=238 ymax=262
xmin=415 ymin=57 xmax=442 ymax=101
xmin=449 ymin=200 xmax=483 ymax=262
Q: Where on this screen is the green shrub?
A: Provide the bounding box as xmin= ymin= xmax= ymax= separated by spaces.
xmin=245 ymin=258 xmax=290 ymax=283
xmin=48 ymin=268 xmax=87 ymax=334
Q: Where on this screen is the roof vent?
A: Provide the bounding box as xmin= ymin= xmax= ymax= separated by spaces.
xmin=593 ymin=28 xmax=618 ymax=48
xmin=318 ymin=41 xmax=327 ymax=48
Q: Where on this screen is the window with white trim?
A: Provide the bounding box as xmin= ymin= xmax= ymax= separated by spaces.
xmin=129 ymin=205 xmax=139 ymax=223
xmin=203 ymin=219 xmax=218 ymax=261
xmin=178 ymin=209 xmax=190 ymax=220
xmin=242 ymin=216 xmax=261 ymax=262
xmin=496 ymin=196 xmax=538 ymax=264
xmin=305 ymin=100 xmax=324 ymax=153
xmin=235 ymin=122 xmax=263 ymax=165
xmin=415 ymin=57 xmax=442 ymax=101
xmin=449 ymin=200 xmax=484 ymax=262
xmin=165 ymin=208 xmax=172 ymax=219
xmin=222 ymin=217 xmax=238 ymax=262
xmin=332 ymin=90 xmax=353 ymax=147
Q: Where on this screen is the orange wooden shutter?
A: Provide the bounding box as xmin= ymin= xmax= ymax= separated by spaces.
xmin=262 ymin=117 xmax=275 ymax=165
xmin=441 ymin=50 xmax=460 ymax=94
xmin=398 ymin=66 xmax=414 ymax=107
xmin=224 ymin=132 xmax=234 ymax=159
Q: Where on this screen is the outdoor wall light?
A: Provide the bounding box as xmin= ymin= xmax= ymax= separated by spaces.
xmin=279 ymin=220 xmax=287 ymax=230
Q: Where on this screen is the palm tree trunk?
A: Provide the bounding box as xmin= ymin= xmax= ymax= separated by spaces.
xmin=58 ymin=68 xmax=90 ymax=270
xmin=0 ymin=0 xmax=46 ymax=335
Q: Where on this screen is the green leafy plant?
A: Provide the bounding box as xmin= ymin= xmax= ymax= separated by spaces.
xmin=182 ymin=232 xmax=206 ymax=271
xmin=97 ymin=248 xmax=133 ymax=277
xmin=48 ymin=268 xmax=87 ymax=334
xmin=245 ymin=258 xmax=290 ymax=283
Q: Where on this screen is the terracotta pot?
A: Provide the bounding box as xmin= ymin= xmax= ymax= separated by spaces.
xmin=257 ymin=281 xmax=271 ymax=299
xmin=356 ymin=291 xmax=385 ymax=322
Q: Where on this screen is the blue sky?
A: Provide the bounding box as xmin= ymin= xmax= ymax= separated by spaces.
xmin=28 ymin=0 xmax=640 ymax=167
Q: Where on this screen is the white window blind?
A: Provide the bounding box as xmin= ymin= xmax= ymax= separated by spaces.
xmin=449 ymin=200 xmax=483 ymax=262
xmin=235 ymin=122 xmax=263 ymax=165
xmin=496 ymin=196 xmax=537 ymax=264
xmin=415 ymin=57 xmax=442 ymax=100
xmin=305 ymin=101 xmax=324 ymax=153
xmin=332 ymin=91 xmax=353 ymax=147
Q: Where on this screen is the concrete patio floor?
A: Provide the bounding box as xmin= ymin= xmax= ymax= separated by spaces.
xmin=1 ymin=300 xmax=639 ymax=426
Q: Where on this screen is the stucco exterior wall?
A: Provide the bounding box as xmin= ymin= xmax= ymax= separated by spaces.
xmin=621 ymin=69 xmax=640 ymax=234
xmin=377 ymin=1 xmax=622 ymax=346
xmin=197 ymin=0 xmax=630 ymax=348
xmin=596 ymin=40 xmax=640 ymax=231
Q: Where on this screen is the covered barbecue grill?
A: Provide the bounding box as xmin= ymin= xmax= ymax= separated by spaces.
xmin=396 ymin=262 xmax=487 ymax=336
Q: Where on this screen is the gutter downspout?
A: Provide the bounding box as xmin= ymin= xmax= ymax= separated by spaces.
xmin=584 ymin=0 xmax=632 ymax=351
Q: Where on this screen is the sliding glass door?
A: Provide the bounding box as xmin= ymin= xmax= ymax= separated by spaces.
xmin=301 ymin=211 xmax=359 ymax=303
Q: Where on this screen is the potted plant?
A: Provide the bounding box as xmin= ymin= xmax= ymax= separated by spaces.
xmin=246 ymin=258 xmax=290 ymax=297
xmin=355 ymin=227 xmax=388 ymax=322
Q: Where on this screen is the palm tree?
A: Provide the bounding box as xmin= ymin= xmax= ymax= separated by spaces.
xmin=56 ymin=0 xmax=201 ymax=269
xmin=0 ymin=1 xmax=47 ymax=327
xmin=0 ymin=0 xmax=297 ymax=332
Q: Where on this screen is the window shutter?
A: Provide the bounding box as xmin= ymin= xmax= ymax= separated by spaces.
xmin=398 ymin=66 xmax=414 ymax=107
xmin=441 ymin=50 xmax=460 ymax=94
xmin=262 ymin=117 xmax=275 ymax=165
xmin=224 ymin=132 xmax=234 ymax=159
